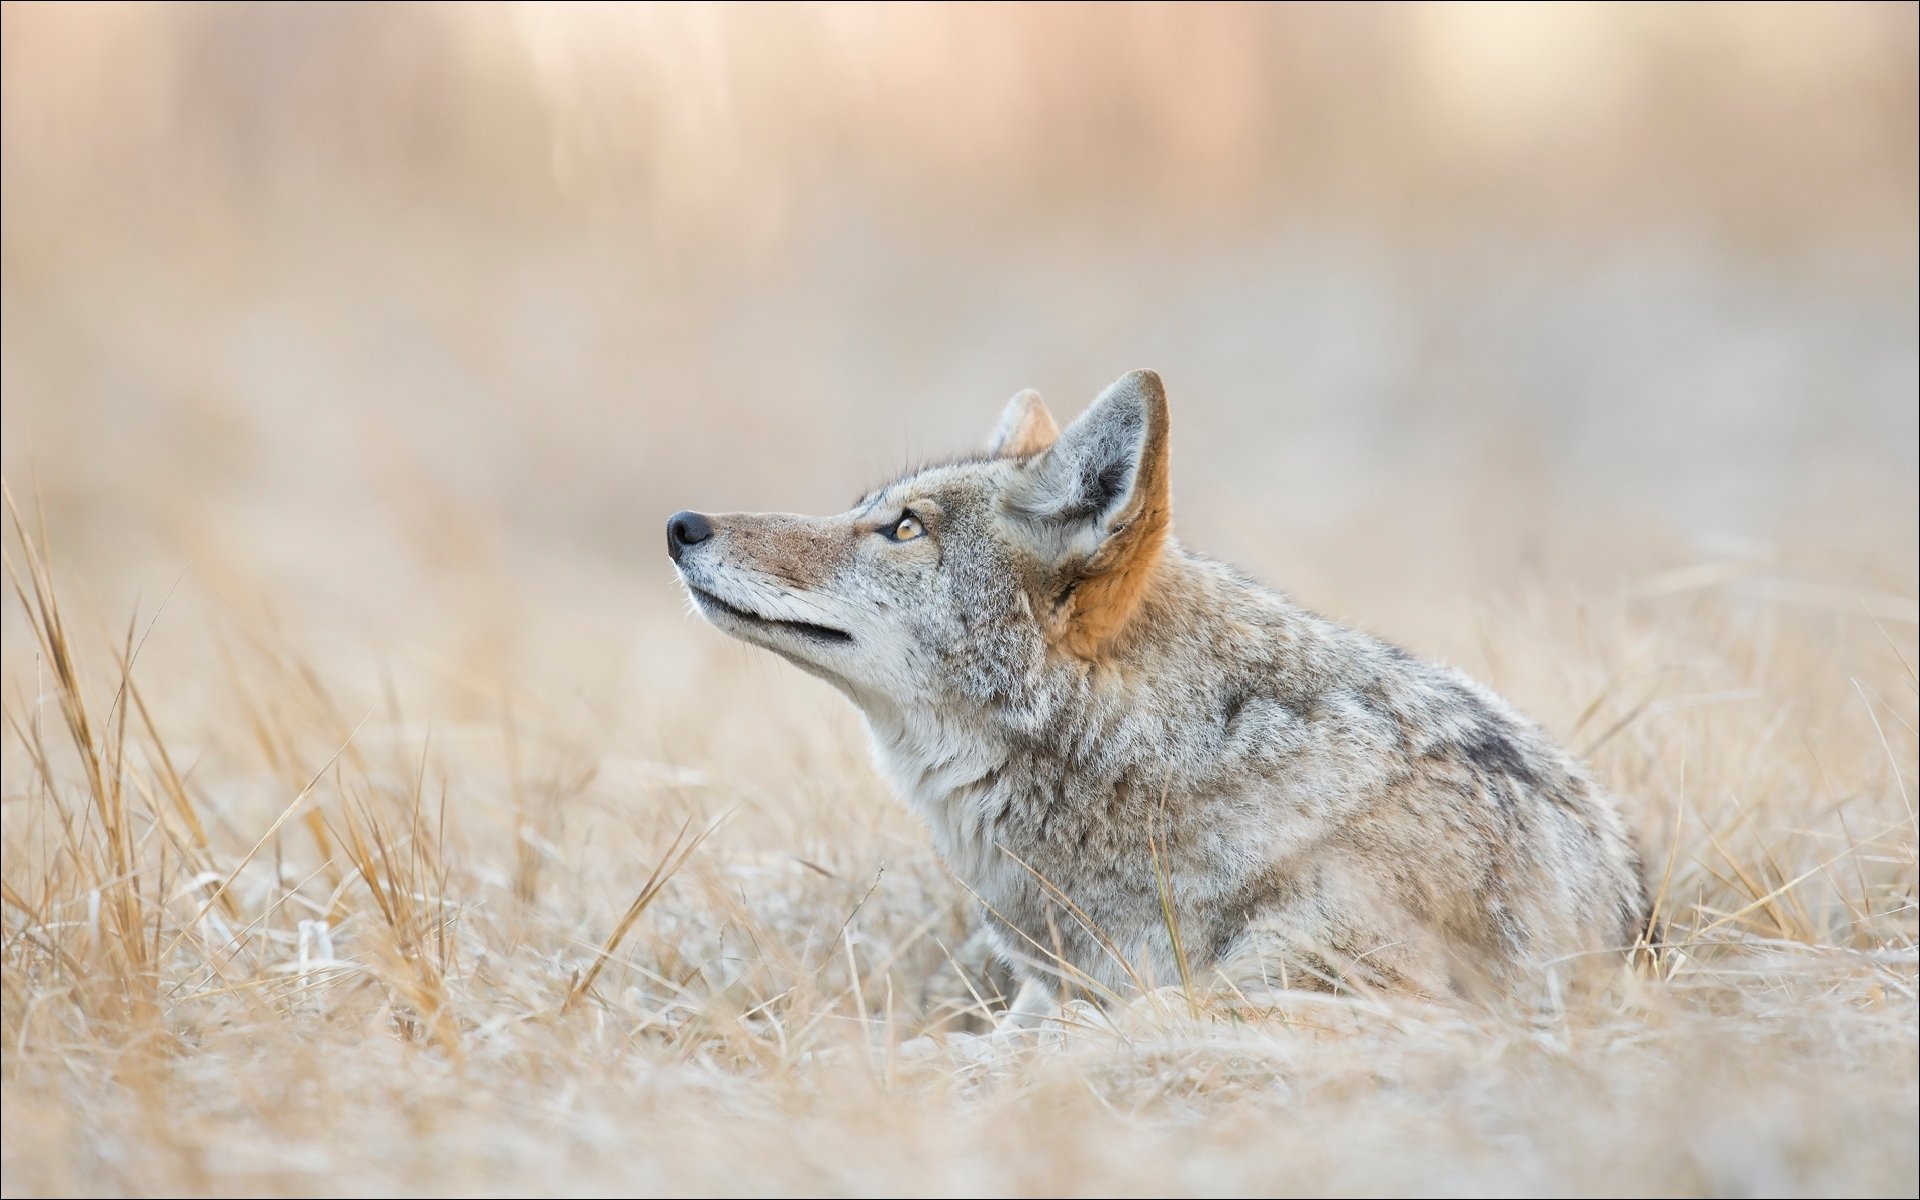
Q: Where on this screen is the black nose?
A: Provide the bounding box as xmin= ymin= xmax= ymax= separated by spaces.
xmin=666 ymin=510 xmax=713 ymax=562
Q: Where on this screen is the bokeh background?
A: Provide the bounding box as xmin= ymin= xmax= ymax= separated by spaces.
xmin=5 ymin=2 xmax=1914 ymax=645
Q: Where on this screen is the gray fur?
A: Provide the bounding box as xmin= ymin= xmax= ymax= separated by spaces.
xmin=670 ymin=370 xmax=1648 ymax=1003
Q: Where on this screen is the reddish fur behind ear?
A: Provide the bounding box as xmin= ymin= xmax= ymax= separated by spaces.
xmin=1057 ymin=372 xmax=1171 ymax=659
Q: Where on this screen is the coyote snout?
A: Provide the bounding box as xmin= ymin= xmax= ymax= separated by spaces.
xmin=664 ymin=510 xmax=712 ymax=561
xmin=668 ymin=370 xmax=1647 ymax=1004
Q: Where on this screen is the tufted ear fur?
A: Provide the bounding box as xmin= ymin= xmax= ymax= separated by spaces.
xmin=987 ymin=388 xmax=1060 ymax=458
xmin=1010 ymin=369 xmax=1172 ymax=658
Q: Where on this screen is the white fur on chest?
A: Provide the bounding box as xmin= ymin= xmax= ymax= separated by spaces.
xmin=861 ymin=711 xmax=1029 ymax=904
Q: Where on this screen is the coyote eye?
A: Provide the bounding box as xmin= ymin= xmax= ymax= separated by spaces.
xmin=886 ymin=512 xmax=925 ymax=542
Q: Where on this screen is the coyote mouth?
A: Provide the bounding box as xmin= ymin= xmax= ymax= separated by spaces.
xmin=689 ymin=586 xmax=852 ymax=645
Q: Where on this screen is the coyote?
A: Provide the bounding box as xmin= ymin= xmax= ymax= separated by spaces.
xmin=667 ymin=371 xmax=1647 ymax=1005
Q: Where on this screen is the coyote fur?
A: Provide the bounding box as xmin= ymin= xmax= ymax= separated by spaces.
xmin=667 ymin=371 xmax=1647 ymax=1004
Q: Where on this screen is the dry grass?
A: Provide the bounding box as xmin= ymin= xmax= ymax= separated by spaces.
xmin=2 ymin=476 xmax=1913 ymax=1196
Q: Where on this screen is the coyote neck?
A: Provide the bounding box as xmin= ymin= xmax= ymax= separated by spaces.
xmin=859 ymin=550 xmax=1258 ymax=903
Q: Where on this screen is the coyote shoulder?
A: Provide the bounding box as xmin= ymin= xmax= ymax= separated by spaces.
xmin=668 ymin=371 xmax=1647 ymax=1001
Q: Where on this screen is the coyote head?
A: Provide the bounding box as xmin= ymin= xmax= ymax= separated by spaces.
xmin=666 ymin=370 xmax=1172 ymax=712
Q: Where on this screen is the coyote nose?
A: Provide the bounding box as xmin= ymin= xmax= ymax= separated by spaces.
xmin=666 ymin=510 xmax=714 ymax=562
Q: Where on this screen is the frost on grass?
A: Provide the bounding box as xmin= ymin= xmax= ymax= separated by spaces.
xmin=2 ymin=500 xmax=1915 ymax=1198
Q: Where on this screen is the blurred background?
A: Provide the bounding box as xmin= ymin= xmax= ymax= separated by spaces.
xmin=2 ymin=1 xmax=1915 ymax=740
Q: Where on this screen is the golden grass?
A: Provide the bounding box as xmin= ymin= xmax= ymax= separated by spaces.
xmin=2 ymin=477 xmax=1913 ymax=1197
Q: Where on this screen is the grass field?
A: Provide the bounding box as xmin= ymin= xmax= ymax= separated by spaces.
xmin=3 ymin=4 xmax=1916 ymax=1196
xmin=2 ymin=483 xmax=1915 ymax=1196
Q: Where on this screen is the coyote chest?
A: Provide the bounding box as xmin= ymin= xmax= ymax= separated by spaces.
xmin=861 ymin=699 xmax=1339 ymax=995
xmin=865 ymin=716 xmax=1200 ymax=992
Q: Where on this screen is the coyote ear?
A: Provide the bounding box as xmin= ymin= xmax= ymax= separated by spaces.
xmin=988 ymin=389 xmax=1059 ymax=458
xmin=1019 ymin=369 xmax=1172 ymax=657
